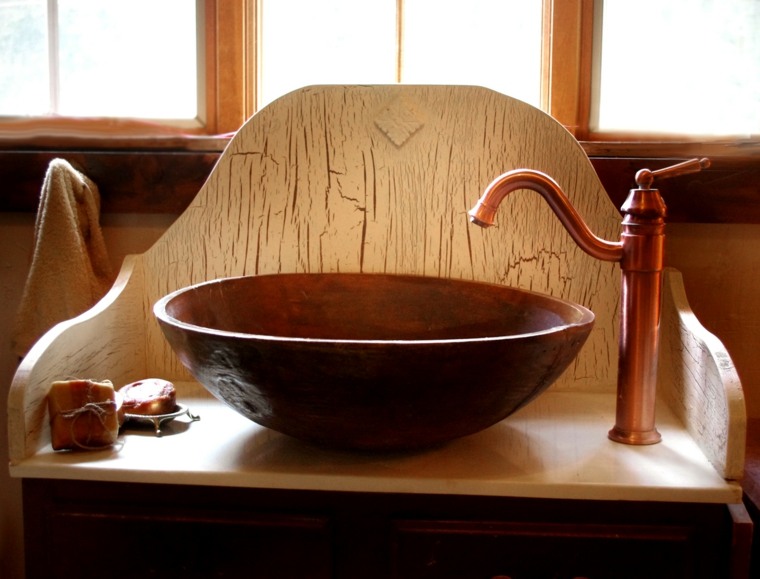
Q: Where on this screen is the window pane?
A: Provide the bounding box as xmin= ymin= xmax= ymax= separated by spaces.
xmin=260 ymin=0 xmax=397 ymax=107
xmin=402 ymin=0 xmax=543 ymax=107
xmin=595 ymin=0 xmax=760 ymax=136
xmin=57 ymin=0 xmax=197 ymax=119
xmin=0 ymin=0 xmax=49 ymax=115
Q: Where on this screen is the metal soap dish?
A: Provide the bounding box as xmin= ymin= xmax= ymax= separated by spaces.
xmin=123 ymin=404 xmax=200 ymax=437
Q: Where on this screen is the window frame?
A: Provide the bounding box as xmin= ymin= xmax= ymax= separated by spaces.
xmin=0 ymin=0 xmax=252 ymax=149
xmin=545 ymin=0 xmax=759 ymax=156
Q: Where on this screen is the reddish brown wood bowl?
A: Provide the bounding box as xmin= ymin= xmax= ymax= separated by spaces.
xmin=154 ymin=273 xmax=594 ymax=450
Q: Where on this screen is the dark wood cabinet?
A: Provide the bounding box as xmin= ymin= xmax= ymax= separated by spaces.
xmin=23 ymin=479 xmax=748 ymax=579
xmin=391 ymin=519 xmax=703 ymax=579
xmin=44 ymin=507 xmax=332 ymax=578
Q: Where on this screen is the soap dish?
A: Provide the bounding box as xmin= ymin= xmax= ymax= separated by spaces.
xmin=123 ymin=404 xmax=200 ymax=437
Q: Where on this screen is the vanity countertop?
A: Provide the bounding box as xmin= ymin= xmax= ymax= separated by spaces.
xmin=10 ymin=384 xmax=743 ymax=504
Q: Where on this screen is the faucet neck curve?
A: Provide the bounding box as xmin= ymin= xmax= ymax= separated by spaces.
xmin=469 ymin=169 xmax=623 ymax=263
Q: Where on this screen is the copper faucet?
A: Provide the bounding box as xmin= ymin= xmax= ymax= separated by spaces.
xmin=469 ymin=158 xmax=710 ymax=445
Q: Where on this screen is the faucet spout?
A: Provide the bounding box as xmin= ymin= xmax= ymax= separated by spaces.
xmin=469 ymin=169 xmax=623 ymax=262
xmin=469 ymin=160 xmax=708 ymax=445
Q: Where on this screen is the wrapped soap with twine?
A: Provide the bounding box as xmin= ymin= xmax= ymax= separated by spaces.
xmin=47 ymin=379 xmax=123 ymax=450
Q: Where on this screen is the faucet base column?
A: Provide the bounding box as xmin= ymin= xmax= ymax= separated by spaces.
xmin=609 ymin=219 xmax=665 ymax=445
xmin=608 ymin=425 xmax=661 ymax=445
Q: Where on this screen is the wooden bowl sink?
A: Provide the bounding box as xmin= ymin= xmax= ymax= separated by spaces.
xmin=154 ymin=273 xmax=594 ymax=450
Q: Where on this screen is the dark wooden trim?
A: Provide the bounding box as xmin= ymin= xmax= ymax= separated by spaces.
xmin=2 ymin=149 xmax=759 ymax=223
xmin=1 ymin=150 xmax=221 ymax=214
xmin=23 ymin=478 xmax=740 ymax=579
xmin=589 ymin=156 xmax=760 ymax=224
xmin=743 ymin=419 xmax=760 ymax=516
xmin=742 ymin=418 xmax=760 ymax=579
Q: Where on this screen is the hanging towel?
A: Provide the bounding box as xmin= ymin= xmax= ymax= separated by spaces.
xmin=12 ymin=159 xmax=114 ymax=357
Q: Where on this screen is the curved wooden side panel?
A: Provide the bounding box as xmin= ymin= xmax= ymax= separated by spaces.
xmin=8 ymin=256 xmax=148 ymax=463
xmin=659 ymin=268 xmax=746 ymax=480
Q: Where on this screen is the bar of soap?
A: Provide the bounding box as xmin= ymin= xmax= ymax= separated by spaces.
xmin=47 ymin=379 xmax=121 ymax=450
xmin=119 ymin=378 xmax=177 ymax=415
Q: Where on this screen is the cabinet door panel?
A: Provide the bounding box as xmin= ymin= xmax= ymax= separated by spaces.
xmin=44 ymin=509 xmax=333 ymax=579
xmin=391 ymin=519 xmax=704 ymax=579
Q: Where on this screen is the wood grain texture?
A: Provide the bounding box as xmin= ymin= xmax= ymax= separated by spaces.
xmin=140 ymin=85 xmax=621 ymax=388
xmin=8 ymin=257 xmax=147 ymax=460
xmin=7 ymin=86 xmax=745 ymax=479
xmin=659 ymin=268 xmax=746 ymax=479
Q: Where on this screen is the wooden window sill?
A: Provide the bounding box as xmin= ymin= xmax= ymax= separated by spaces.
xmin=0 ymin=133 xmax=232 ymax=153
xmin=0 ymin=148 xmax=224 ymax=214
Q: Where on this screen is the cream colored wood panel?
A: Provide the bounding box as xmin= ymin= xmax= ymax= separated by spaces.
xmin=141 ymin=86 xmax=621 ymax=387
xmin=8 ymin=257 xmax=147 ymax=459
xmin=660 ymin=268 xmax=746 ymax=480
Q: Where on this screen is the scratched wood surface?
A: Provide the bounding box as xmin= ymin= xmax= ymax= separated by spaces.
xmin=659 ymin=268 xmax=746 ymax=479
xmin=7 ymin=86 xmax=744 ymax=479
xmin=142 ymin=85 xmax=622 ymax=386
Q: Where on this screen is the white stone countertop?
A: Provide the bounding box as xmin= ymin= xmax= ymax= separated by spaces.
xmin=10 ymin=383 xmax=743 ymax=504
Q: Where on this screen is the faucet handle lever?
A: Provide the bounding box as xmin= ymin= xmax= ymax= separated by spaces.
xmin=635 ymin=157 xmax=710 ymax=189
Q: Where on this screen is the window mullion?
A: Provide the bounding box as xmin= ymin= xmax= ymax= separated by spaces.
xmin=210 ymin=0 xmax=249 ymax=134
xmin=247 ymin=0 xmax=259 ymax=114
xmin=543 ymin=0 xmax=594 ymax=138
xmin=47 ymin=0 xmax=59 ymax=115
xmin=396 ymin=0 xmax=403 ymax=83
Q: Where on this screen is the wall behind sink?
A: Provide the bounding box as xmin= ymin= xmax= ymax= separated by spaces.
xmin=665 ymin=221 xmax=760 ymax=418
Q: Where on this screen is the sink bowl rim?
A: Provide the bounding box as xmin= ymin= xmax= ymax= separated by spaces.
xmin=154 ymin=273 xmax=595 ymax=346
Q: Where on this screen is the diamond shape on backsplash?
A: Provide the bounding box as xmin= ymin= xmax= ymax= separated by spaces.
xmin=374 ymin=96 xmax=425 ymax=147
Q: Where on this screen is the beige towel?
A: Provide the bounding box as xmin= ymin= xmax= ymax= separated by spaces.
xmin=12 ymin=159 xmax=114 ymax=357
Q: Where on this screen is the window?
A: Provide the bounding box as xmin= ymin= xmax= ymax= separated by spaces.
xmin=401 ymin=1 xmax=542 ymax=107
xmin=593 ymin=0 xmax=760 ymax=137
xmin=260 ymin=0 xmax=397 ymax=106
xmin=260 ymin=0 xmax=543 ymax=110
xmin=0 ymin=0 xmax=758 ymax=146
xmin=0 ymin=0 xmax=201 ymax=127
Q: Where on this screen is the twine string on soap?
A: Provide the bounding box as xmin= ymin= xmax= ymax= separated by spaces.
xmin=60 ymin=400 xmax=118 ymax=450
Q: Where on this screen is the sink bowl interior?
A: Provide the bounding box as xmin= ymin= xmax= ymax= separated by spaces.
xmin=155 ymin=273 xmax=594 ymax=450
xmin=167 ymin=274 xmax=582 ymax=341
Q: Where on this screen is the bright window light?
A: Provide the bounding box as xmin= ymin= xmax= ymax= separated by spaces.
xmin=594 ymin=0 xmax=760 ymax=136
xmin=0 ymin=0 xmax=49 ymax=115
xmin=260 ymin=0 xmax=543 ymax=109
xmin=260 ymin=0 xmax=397 ymax=107
xmin=0 ymin=0 xmax=198 ymax=121
xmin=402 ymin=0 xmax=542 ymax=107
